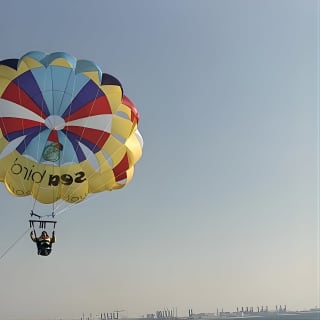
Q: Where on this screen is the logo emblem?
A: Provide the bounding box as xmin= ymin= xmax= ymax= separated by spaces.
xmin=42 ymin=143 xmax=63 ymax=162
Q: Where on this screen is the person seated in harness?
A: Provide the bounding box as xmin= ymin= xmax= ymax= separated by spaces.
xmin=30 ymin=230 xmax=56 ymax=256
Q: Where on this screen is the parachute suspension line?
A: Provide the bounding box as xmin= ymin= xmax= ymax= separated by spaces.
xmin=51 ymin=64 xmax=73 ymax=217
xmin=29 ymin=65 xmax=52 ymax=217
xmin=49 ymin=66 xmax=57 ymax=216
xmin=52 ymin=149 xmax=121 ymax=217
xmin=52 ymin=195 xmax=55 ymax=217
xmin=52 ymin=153 xmax=128 ymax=218
xmin=48 ymin=83 xmax=134 ymax=218
xmin=47 ymin=82 xmax=74 ymax=217
xmin=0 ymin=227 xmax=31 ymax=262
xmin=51 ymin=162 xmax=56 ymax=216
xmin=52 ymin=70 xmax=82 ymax=215
xmin=29 ymin=177 xmax=47 ymax=219
xmin=37 ymin=75 xmax=68 ymax=217
xmin=52 ymin=135 xmax=130 ymax=217
xmin=50 ymin=92 xmax=129 ymax=217
xmin=51 ymin=78 xmax=102 ymax=216
xmin=52 ymin=191 xmax=102 ymax=218
xmin=30 ymin=182 xmax=42 ymax=215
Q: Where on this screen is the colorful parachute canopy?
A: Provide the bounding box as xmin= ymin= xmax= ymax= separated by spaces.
xmin=0 ymin=51 xmax=143 ymax=204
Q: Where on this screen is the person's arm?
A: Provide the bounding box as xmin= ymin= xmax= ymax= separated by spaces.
xmin=51 ymin=231 xmax=56 ymax=244
xmin=30 ymin=231 xmax=36 ymax=242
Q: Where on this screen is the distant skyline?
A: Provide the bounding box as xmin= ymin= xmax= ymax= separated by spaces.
xmin=82 ymin=305 xmax=320 ymax=320
xmin=0 ymin=1 xmax=319 ymax=320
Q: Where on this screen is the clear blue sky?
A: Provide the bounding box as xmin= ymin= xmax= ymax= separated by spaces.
xmin=0 ymin=1 xmax=319 ymax=319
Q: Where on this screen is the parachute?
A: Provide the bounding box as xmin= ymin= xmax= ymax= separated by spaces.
xmin=0 ymin=51 xmax=143 ymax=208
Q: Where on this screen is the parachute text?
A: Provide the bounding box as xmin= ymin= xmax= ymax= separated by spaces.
xmin=6 ymin=183 xmax=31 ymax=196
xmin=11 ymin=158 xmax=87 ymax=186
xmin=48 ymin=171 xmax=86 ymax=186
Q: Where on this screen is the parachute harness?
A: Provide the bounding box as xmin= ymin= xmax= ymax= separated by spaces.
xmin=29 ymin=210 xmax=57 ymax=239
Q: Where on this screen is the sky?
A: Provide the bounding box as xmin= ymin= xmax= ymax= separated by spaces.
xmin=0 ymin=0 xmax=319 ymax=319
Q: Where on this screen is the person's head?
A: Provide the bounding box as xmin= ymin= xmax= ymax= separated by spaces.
xmin=41 ymin=231 xmax=48 ymax=237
